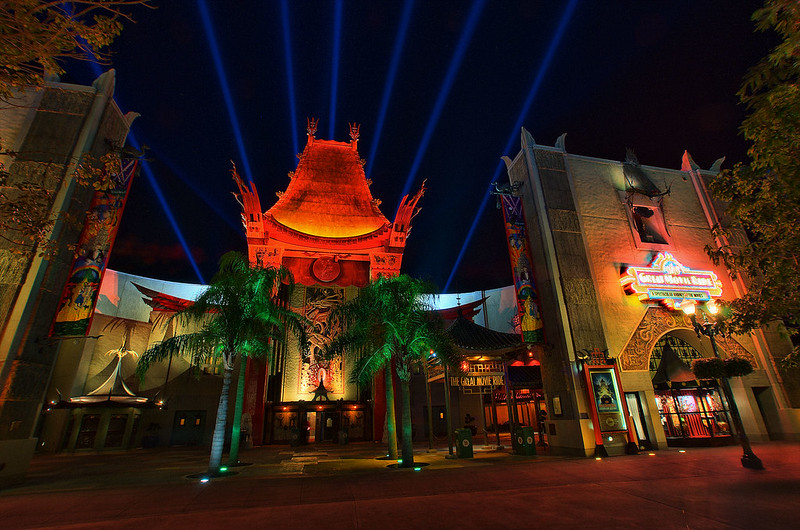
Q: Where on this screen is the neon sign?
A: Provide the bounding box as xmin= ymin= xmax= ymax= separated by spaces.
xmin=620 ymin=252 xmax=722 ymax=310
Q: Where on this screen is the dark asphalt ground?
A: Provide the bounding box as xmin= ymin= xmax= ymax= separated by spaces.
xmin=1 ymin=439 xmax=798 ymax=529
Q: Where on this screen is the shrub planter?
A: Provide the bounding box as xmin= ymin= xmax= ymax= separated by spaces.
xmin=692 ymin=358 xmax=725 ymax=380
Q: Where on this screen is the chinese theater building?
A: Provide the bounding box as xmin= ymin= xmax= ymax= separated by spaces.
xmin=232 ymin=119 xmax=424 ymax=444
xmin=497 ymin=128 xmax=800 ymax=456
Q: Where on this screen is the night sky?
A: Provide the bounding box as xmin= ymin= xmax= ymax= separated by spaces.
xmin=63 ymin=1 xmax=775 ymax=293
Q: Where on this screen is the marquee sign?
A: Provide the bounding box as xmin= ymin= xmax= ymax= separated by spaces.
xmin=621 ymin=252 xmax=722 ymax=310
xmin=450 ymin=374 xmax=505 ymax=387
xmin=450 ymin=360 xmax=505 ymax=387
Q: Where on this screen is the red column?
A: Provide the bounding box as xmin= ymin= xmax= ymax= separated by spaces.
xmin=243 ymin=357 xmax=268 ymax=445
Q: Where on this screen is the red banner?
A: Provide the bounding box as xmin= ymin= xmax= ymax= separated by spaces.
xmin=50 ymin=158 xmax=138 ymax=337
xmin=500 ymin=195 xmax=543 ymax=343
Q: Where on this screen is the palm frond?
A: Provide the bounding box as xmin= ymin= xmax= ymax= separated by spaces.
xmin=325 ymin=274 xmax=459 ymax=382
xmin=136 ymin=331 xmax=217 ymax=381
xmin=136 ymin=251 xmax=308 ymax=380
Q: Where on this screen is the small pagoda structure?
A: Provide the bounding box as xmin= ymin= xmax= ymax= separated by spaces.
xmin=232 ymin=119 xmax=425 ymax=444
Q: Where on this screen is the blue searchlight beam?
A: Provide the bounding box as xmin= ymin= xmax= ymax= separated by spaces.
xmin=366 ymin=0 xmax=415 ymax=179
xmin=198 ymin=0 xmax=255 ymax=185
xmin=397 ymin=0 xmax=487 ymax=209
xmin=280 ymin=0 xmax=300 ymax=159
xmin=129 ymin=134 xmax=206 ymax=284
xmin=329 ymin=0 xmax=344 ymax=139
xmin=444 ymin=0 xmax=579 ymax=293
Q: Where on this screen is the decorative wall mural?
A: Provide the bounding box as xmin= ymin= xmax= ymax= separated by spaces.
xmin=299 ymin=287 xmax=345 ymax=395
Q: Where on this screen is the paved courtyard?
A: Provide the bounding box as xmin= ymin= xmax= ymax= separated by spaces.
xmin=1 ymin=440 xmax=798 ymax=529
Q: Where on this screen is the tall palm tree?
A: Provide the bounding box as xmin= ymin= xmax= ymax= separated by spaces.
xmin=327 ymin=275 xmax=458 ymax=467
xmin=136 ymin=251 xmax=306 ymax=475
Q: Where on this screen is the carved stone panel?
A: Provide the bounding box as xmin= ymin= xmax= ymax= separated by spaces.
xmin=620 ymin=306 xmax=757 ymax=371
xmin=299 ymin=287 xmax=345 ymax=396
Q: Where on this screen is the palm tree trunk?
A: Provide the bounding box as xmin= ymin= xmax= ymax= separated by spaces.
xmin=208 ymin=365 xmax=233 ymax=474
xmin=399 ymin=376 xmax=414 ymax=467
xmin=228 ymin=355 xmax=247 ymax=465
xmin=385 ymin=364 xmax=399 ymax=460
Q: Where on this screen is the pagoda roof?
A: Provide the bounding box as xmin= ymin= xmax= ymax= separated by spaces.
xmin=266 ymin=134 xmax=389 ymax=239
xmin=446 ymin=316 xmax=523 ymax=355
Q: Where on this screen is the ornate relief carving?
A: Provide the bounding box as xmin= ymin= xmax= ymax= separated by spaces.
xmin=252 ymin=246 xmax=282 ymax=268
xmin=621 ymin=307 xmax=690 ymax=370
xmin=716 ymin=335 xmax=757 ymax=368
xmin=370 ymin=252 xmax=401 ymax=279
xmin=311 ymin=256 xmax=340 ymax=283
xmin=620 ymin=306 xmax=757 ymax=371
xmin=299 ymin=287 xmax=345 ymax=395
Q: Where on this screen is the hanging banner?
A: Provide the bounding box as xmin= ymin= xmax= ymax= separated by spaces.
xmin=50 ymin=158 xmax=138 ymax=337
xmin=500 ymin=194 xmax=543 ymax=343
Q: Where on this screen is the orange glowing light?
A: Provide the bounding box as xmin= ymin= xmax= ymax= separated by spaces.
xmin=620 ymin=252 xmax=722 ymax=310
xmin=267 ymin=139 xmax=389 ymax=238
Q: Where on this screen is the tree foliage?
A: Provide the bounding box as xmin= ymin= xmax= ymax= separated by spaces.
xmin=0 ymin=148 xmax=127 ymax=255
xmin=137 ymin=251 xmax=307 ymax=474
xmin=1 ymin=1 xmax=152 ymax=255
xmin=0 ymin=0 xmax=153 ymax=99
xmin=707 ymin=0 xmax=800 ymax=364
xmin=326 ymin=275 xmax=459 ymax=466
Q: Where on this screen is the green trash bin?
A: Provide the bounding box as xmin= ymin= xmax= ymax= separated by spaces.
xmin=455 ymin=428 xmax=474 ymax=458
xmin=338 ymin=429 xmax=349 ymax=445
xmin=511 ymin=427 xmax=522 ymax=452
xmin=514 ymin=426 xmax=537 ymax=456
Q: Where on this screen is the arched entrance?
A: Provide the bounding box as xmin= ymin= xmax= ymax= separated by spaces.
xmin=650 ymin=334 xmax=734 ymax=446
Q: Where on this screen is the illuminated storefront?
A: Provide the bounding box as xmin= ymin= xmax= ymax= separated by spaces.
xmin=498 ymin=130 xmax=799 ymax=455
xmin=650 ymin=335 xmax=734 ymax=445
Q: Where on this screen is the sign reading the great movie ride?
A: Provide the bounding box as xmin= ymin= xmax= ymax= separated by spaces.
xmin=620 ymin=252 xmax=722 ymax=309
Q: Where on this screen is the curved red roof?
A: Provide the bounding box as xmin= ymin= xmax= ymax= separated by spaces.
xmin=267 ymin=136 xmax=389 ymax=238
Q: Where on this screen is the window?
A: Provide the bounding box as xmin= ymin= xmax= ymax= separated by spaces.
xmin=621 ymin=191 xmax=672 ymax=249
xmin=649 ymin=335 xmax=703 ymax=374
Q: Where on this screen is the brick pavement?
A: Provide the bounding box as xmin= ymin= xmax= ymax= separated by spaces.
xmin=1 ymin=441 xmax=798 ymax=529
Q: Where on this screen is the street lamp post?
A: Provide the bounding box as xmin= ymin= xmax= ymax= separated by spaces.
xmin=683 ymin=302 xmax=763 ymax=470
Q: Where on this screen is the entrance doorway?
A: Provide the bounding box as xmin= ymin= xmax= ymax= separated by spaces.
xmin=321 ymin=412 xmax=339 ymax=442
xmin=650 ymin=335 xmax=733 ymax=446
xmin=654 ymin=387 xmax=732 ymax=441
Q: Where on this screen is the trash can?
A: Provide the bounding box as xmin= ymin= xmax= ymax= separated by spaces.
xmin=289 ymin=426 xmax=302 ymax=447
xmin=514 ymin=426 xmax=537 ymax=456
xmin=455 ymin=428 xmax=474 ymax=458
xmin=338 ymin=429 xmax=349 ymax=445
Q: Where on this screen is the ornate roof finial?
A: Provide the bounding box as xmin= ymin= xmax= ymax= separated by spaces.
xmin=349 ymin=122 xmax=360 ymax=142
xmin=307 ymin=117 xmax=319 ymax=137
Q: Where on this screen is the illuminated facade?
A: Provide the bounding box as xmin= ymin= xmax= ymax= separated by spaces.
xmin=498 ymin=129 xmax=800 ymax=455
xmin=232 ymin=120 xmax=424 ymax=443
xmin=0 ymin=71 xmax=136 ymax=485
